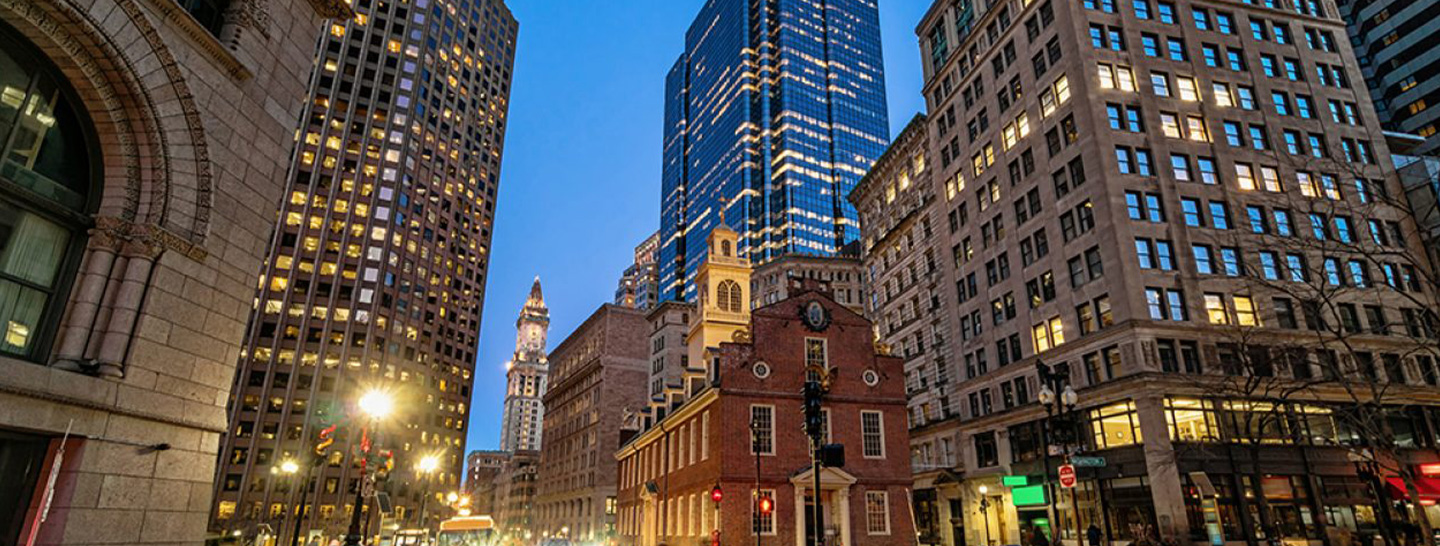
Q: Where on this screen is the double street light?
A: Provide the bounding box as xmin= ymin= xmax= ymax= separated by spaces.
xmin=1036 ymin=361 xmax=1081 ymax=544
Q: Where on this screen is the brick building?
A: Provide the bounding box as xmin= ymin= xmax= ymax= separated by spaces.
xmin=888 ymin=0 xmax=1440 ymax=545
xmin=535 ymin=304 xmax=650 ymax=543
xmin=0 ymin=0 xmax=345 ymax=544
xmin=615 ymin=225 xmax=914 ymax=546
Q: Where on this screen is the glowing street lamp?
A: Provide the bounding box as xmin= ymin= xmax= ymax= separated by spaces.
xmin=343 ymin=389 xmax=394 ymax=546
xmin=415 ymin=453 xmax=442 ymax=531
xmin=357 ymin=389 xmax=395 ymax=420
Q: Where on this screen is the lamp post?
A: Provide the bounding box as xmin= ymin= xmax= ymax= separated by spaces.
xmin=271 ymin=458 xmax=316 ymax=546
xmin=343 ymin=389 xmax=394 ymax=546
xmin=1037 ymin=361 xmax=1080 ymax=545
xmin=416 ymin=454 xmax=441 ymax=532
xmin=979 ymin=485 xmax=993 ymax=546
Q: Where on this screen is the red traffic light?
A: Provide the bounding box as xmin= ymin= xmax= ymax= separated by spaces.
xmin=758 ymin=496 xmax=774 ymax=514
xmin=711 ymin=484 xmax=724 ymax=503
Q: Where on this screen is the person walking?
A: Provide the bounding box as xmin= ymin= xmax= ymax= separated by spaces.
xmin=1088 ymin=524 xmax=1103 ymax=546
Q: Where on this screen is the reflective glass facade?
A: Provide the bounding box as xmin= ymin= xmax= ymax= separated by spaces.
xmin=659 ymin=0 xmax=890 ymax=301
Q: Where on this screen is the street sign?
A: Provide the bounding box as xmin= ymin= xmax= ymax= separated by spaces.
xmin=1070 ymin=456 xmax=1107 ymax=468
xmin=1058 ymin=464 xmax=1077 ymax=489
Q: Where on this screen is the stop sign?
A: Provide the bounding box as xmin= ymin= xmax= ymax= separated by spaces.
xmin=1058 ymin=464 xmax=1077 ymax=488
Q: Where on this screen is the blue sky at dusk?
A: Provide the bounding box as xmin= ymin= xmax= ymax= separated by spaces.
xmin=466 ymin=0 xmax=930 ymax=450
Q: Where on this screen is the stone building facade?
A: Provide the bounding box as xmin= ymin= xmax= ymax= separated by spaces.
xmin=849 ymin=112 xmax=965 ymax=545
xmin=641 ymin=300 xmax=692 ymax=423
xmin=0 ymin=0 xmax=346 ymax=543
xmin=501 ymin=278 xmax=549 ymax=453
xmin=535 ymin=304 xmax=649 ymax=543
xmin=897 ymin=0 xmax=1440 ymax=545
xmin=464 ymin=449 xmax=509 ymax=517
xmin=491 ymin=449 xmax=538 ymax=542
xmin=615 ymin=286 xmax=915 ymax=546
xmin=750 ymin=251 xmax=867 ymax=314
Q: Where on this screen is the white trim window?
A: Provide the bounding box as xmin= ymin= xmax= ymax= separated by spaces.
xmin=752 ymin=489 xmax=777 ymax=536
xmin=805 ymin=338 xmax=829 ymax=381
xmin=861 ymin=410 xmax=886 ymax=458
xmin=750 ymin=405 xmax=775 ymax=455
xmin=866 ymin=491 xmax=891 ymax=535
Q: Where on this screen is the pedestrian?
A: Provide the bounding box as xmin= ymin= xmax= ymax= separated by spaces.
xmin=1031 ymin=526 xmax=1050 ymax=546
xmin=1088 ymin=523 xmax=1103 ymax=546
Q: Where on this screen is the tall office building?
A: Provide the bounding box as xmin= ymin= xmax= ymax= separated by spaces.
xmin=657 ymin=0 xmax=891 ymax=302
xmin=1337 ymin=0 xmax=1440 ymax=154
xmin=888 ymin=1 xmax=1440 ymax=545
xmin=500 ymin=278 xmax=549 ymax=452
xmin=615 ymin=231 xmax=660 ymax=310
xmin=0 ymin=0 xmax=343 ymax=543
xmin=212 ymin=0 xmax=517 ymax=538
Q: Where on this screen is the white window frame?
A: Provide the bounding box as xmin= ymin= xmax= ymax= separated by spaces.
xmin=866 ymin=490 xmax=891 ymax=535
xmin=701 ymin=411 xmax=710 ymax=460
xmin=861 ymin=410 xmax=886 ymax=458
xmin=753 ymin=488 xmax=777 ymax=536
xmin=751 ymin=404 xmax=776 ymax=455
xmin=805 ymin=337 xmax=829 ymax=380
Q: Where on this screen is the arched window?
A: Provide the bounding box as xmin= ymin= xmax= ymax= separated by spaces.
xmin=0 ymin=22 xmax=99 ymax=362
xmin=720 ymin=239 xmax=731 ymax=257
xmin=716 ymin=280 xmax=741 ymax=313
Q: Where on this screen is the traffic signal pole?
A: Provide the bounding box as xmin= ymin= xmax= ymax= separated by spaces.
xmin=803 ymin=380 xmax=825 ymax=546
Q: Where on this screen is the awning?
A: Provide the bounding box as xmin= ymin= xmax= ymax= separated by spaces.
xmin=1385 ymin=477 xmax=1440 ymax=501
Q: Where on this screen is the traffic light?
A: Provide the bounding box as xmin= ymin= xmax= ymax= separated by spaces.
xmin=711 ymin=484 xmax=724 ymax=504
xmin=803 ymin=380 xmax=824 ymax=439
xmin=758 ymin=496 xmax=774 ymax=515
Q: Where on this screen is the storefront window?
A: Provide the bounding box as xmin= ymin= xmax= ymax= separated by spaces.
xmin=1220 ymin=401 xmax=1292 ymax=444
xmin=1166 ymin=397 xmax=1220 ymax=442
xmin=1104 ymin=476 xmax=1157 ymax=541
xmin=0 ymin=22 xmax=96 ymax=363
xmin=1089 ymin=401 xmax=1142 ymax=449
xmin=1258 ymin=476 xmax=1322 ymax=540
xmin=1182 ymin=473 xmax=1243 ymax=541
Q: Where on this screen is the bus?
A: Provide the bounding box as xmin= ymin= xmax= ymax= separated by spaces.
xmin=435 ymin=516 xmax=497 ymax=546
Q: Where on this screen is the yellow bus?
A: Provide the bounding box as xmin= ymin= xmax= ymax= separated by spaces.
xmin=435 ymin=516 xmax=496 ymax=546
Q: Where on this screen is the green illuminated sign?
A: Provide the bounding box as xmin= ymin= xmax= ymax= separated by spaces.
xmin=1011 ymin=485 xmax=1048 ymax=506
xmin=1002 ymin=475 xmax=1030 ymax=487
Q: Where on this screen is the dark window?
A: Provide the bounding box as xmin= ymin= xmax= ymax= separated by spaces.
xmin=0 ymin=25 xmax=99 ymax=363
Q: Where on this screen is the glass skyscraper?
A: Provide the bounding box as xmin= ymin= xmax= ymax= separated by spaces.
xmin=659 ymin=0 xmax=890 ymax=301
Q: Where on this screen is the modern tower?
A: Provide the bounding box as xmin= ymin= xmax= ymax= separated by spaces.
xmin=499 ymin=278 xmax=549 ymax=452
xmin=1337 ymin=0 xmax=1440 ymax=154
xmin=212 ymin=0 xmax=517 ymax=537
xmin=657 ymin=0 xmax=891 ymax=302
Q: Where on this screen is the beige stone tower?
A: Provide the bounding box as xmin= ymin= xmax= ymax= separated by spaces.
xmin=685 ymin=221 xmax=751 ymax=394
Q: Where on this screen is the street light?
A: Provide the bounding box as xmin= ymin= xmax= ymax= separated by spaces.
xmin=416 ymin=454 xmax=442 ymax=532
xmin=978 ymin=485 xmax=993 ymax=546
xmin=1037 ymin=361 xmax=1081 ymax=544
xmin=343 ymin=389 xmax=394 ymax=546
xmin=358 ymin=389 xmax=395 ymax=420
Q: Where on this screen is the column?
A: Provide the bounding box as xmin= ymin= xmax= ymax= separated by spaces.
xmin=1136 ymin=394 xmax=1189 ymax=540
